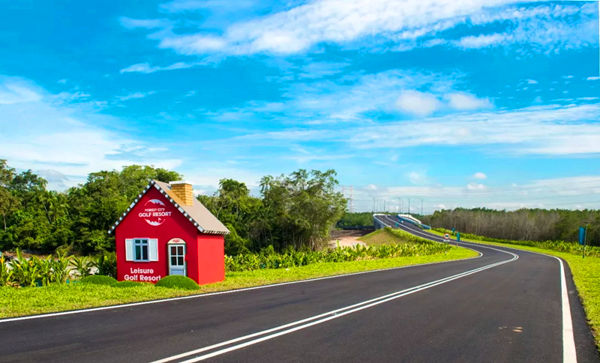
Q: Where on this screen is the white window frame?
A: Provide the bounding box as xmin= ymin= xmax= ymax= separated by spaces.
xmin=125 ymin=238 xmax=159 ymax=262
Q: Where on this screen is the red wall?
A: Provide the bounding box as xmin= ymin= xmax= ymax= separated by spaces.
xmin=197 ymin=234 xmax=225 ymax=285
xmin=115 ymin=186 xmax=225 ymax=285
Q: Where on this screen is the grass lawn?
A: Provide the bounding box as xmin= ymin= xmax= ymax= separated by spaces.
xmin=358 ymin=228 xmax=405 ymax=245
xmin=0 ymin=246 xmax=477 ymax=319
xmin=429 ymin=228 xmax=599 ymax=349
xmin=359 ymin=227 xmax=438 ymax=246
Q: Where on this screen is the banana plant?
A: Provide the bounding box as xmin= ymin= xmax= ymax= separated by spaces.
xmin=51 ymin=252 xmax=70 ymax=284
xmin=37 ymin=256 xmax=54 ymax=286
xmin=10 ymin=250 xmax=41 ymax=287
xmin=0 ymin=255 xmax=13 ymax=286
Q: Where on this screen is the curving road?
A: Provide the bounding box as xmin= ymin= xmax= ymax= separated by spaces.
xmin=0 ymin=221 xmax=598 ymax=362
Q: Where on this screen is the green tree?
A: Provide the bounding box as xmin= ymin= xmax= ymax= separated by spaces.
xmin=68 ymin=165 xmax=182 ymax=253
xmin=256 ymin=169 xmax=346 ymax=251
xmin=199 ymin=179 xmax=262 ymax=255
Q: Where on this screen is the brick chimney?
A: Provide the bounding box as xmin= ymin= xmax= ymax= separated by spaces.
xmin=170 ymin=181 xmax=194 ymax=206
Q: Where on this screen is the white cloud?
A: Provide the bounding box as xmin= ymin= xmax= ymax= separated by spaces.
xmin=120 ymin=62 xmax=201 ymax=74
xmin=159 ymin=35 xmax=227 ymax=54
xmin=126 ymin=1 xmax=596 ymax=58
xmin=120 ymin=17 xmax=171 ymax=29
xmin=457 ymin=33 xmax=508 ymax=48
xmin=467 ymin=182 xmax=487 ymax=191
xmin=445 ymin=92 xmax=492 ymax=110
xmin=473 ymin=172 xmax=487 ymax=180
xmin=348 ymin=175 xmax=600 ymax=213
xmin=142 ymin=0 xmax=518 ymax=55
xmin=0 ymin=76 xmax=181 ymax=190
xmin=453 ymin=3 xmax=597 ymax=54
xmin=396 ymin=90 xmax=441 ymax=117
xmin=526 ymin=79 xmax=538 ymax=85
xmin=117 ymin=91 xmax=155 ymax=101
xmin=408 ymin=171 xmax=429 ymax=185
xmin=587 ymin=76 xmax=600 ymax=81
xmin=239 ymin=101 xmax=600 ymax=156
xmin=0 ymin=77 xmax=42 ymax=104
xmin=350 ymin=103 xmax=600 ymax=155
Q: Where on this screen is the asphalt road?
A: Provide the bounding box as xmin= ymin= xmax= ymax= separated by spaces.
xmin=1 ymin=220 xmax=598 ymax=363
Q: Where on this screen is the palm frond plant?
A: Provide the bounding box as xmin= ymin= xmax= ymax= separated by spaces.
xmin=70 ymin=256 xmax=93 ymax=278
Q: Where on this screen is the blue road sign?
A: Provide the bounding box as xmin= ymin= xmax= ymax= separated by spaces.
xmin=579 ymin=226 xmax=586 ymax=245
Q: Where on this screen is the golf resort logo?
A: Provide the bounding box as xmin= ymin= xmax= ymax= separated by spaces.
xmin=138 ymin=199 xmax=172 ymax=226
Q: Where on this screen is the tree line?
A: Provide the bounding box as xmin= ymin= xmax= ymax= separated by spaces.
xmin=0 ymin=160 xmax=346 ymax=255
xmin=199 ymin=169 xmax=346 ymax=254
xmin=422 ymin=208 xmax=599 ymax=246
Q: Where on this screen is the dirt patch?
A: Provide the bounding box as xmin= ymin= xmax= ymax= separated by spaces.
xmin=328 ymin=229 xmax=372 ymax=248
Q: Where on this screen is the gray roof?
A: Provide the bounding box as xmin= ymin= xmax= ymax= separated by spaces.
xmin=108 ymin=180 xmax=229 ymax=235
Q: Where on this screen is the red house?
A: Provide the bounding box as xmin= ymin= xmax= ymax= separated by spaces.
xmin=108 ymin=180 xmax=229 ymax=285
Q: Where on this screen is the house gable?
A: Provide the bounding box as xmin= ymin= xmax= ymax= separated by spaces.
xmin=108 ymin=180 xmax=228 ymax=235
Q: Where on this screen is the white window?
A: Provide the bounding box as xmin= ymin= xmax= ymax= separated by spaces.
xmin=125 ymin=238 xmax=159 ymax=262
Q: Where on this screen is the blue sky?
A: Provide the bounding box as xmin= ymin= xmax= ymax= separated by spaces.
xmin=0 ymin=0 xmax=599 ymax=213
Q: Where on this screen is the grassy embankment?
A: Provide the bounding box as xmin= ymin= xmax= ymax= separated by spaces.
xmin=0 ymin=229 xmax=477 ymax=318
xmin=429 ymin=227 xmax=599 ymax=349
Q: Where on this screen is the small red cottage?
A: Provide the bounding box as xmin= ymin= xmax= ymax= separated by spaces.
xmin=108 ymin=180 xmax=229 ymax=285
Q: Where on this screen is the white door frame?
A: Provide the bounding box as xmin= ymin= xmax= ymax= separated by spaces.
xmin=167 ymin=242 xmax=186 ymax=276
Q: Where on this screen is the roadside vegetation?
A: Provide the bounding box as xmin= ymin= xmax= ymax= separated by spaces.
xmin=226 ymin=228 xmax=452 ymax=271
xmin=336 ymin=212 xmax=374 ymax=229
xmin=431 ymin=227 xmax=600 ymax=349
xmin=0 ymin=245 xmax=477 ymax=318
xmin=359 ymin=228 xmax=431 ymax=246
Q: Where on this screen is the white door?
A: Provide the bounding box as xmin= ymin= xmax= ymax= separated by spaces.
xmin=168 ymin=243 xmax=186 ymax=276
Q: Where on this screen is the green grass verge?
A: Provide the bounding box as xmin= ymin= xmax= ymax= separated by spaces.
xmin=359 ymin=228 xmax=404 ymax=245
xmin=430 ymin=228 xmax=599 ymax=349
xmin=359 ymin=227 xmax=440 ymax=246
xmin=0 ymin=246 xmax=477 ymax=318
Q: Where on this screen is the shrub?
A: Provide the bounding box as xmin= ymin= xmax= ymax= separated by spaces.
xmin=81 ymin=275 xmax=117 ymax=286
xmin=155 ymin=275 xmax=199 ymax=290
xmin=95 ymin=252 xmax=117 ymax=278
xmin=114 ymin=281 xmax=146 ymax=288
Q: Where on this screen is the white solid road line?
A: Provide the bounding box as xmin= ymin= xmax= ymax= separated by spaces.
xmin=153 ymin=249 xmax=518 ymax=363
xmin=372 ymin=217 xmax=578 ymax=363
xmin=458 ymin=242 xmax=578 ymax=363
xmin=554 ymin=256 xmax=578 ymax=363
xmin=0 ymin=251 xmax=482 ymax=324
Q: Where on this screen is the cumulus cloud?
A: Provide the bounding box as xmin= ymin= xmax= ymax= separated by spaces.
xmin=396 ymin=90 xmax=441 ymax=117
xmin=473 ymin=172 xmax=487 ymax=180
xmin=467 ymin=182 xmax=487 ymax=191
xmin=445 ymin=92 xmax=492 ymax=110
